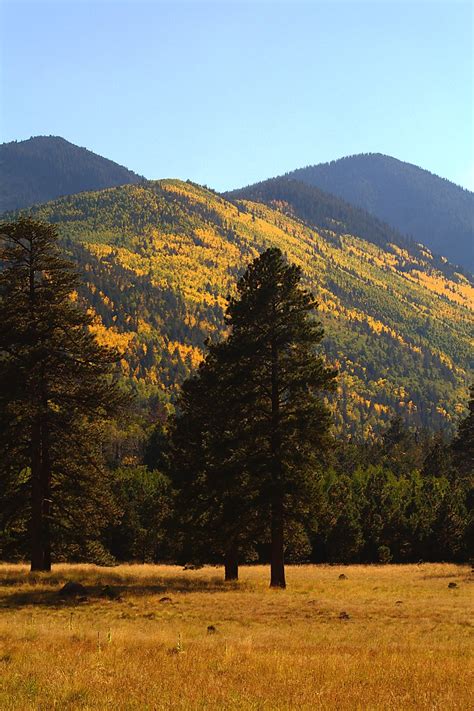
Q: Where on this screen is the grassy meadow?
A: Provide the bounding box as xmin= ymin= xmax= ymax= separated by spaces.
xmin=0 ymin=563 xmax=471 ymax=710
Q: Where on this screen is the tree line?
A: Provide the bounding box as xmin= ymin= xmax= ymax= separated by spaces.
xmin=0 ymin=219 xmax=472 ymax=586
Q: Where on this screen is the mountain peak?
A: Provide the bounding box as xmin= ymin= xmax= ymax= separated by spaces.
xmin=0 ymin=136 xmax=144 ymax=213
xmin=282 ymin=154 xmax=473 ymax=270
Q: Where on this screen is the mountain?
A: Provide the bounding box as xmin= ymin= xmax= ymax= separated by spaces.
xmin=0 ymin=136 xmax=144 ymax=213
xmin=280 ymin=154 xmax=473 ymax=272
xmin=11 ymin=179 xmax=472 ymax=437
xmin=225 ymin=177 xmax=461 ymax=278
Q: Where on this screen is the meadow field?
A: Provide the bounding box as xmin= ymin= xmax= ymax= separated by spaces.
xmin=0 ymin=563 xmax=471 ymax=710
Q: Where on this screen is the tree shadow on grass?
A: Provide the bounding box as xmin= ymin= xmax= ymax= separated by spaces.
xmin=0 ymin=575 xmax=243 ymax=609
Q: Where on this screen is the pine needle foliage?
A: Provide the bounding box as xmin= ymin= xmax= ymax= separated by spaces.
xmin=0 ymin=217 xmax=129 ymax=570
xmin=173 ymin=248 xmax=337 ymax=587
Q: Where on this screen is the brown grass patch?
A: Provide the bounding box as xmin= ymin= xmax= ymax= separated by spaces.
xmin=0 ymin=563 xmax=471 ymax=709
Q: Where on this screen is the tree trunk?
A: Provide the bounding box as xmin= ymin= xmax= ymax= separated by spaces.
xmin=40 ymin=415 xmax=52 ymax=572
xmin=29 ymin=257 xmax=46 ymax=572
xmin=224 ymin=546 xmax=239 ymax=581
xmin=42 ymin=501 xmax=52 ymax=571
xmin=30 ymin=383 xmax=52 ymax=572
xmin=269 ymin=327 xmax=286 ymax=588
xmin=30 ymin=420 xmax=45 ymax=571
xmin=270 ymin=495 xmax=286 ymax=588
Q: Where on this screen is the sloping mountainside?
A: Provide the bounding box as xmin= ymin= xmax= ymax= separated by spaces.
xmin=0 ymin=136 xmax=143 ymax=213
xmin=281 ymin=154 xmax=474 ymax=272
xmin=226 ymin=178 xmax=461 ymax=278
xmin=15 ymin=179 xmax=473 ymax=437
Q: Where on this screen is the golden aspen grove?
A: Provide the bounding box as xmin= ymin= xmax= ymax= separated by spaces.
xmin=17 ymin=178 xmax=472 ymax=438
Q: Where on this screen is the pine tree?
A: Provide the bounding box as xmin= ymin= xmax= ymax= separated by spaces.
xmin=0 ymin=218 xmax=128 ymax=570
xmin=450 ymin=385 xmax=474 ymax=557
xmin=172 ymin=248 xmax=336 ymax=586
xmin=172 ymin=341 xmax=259 ymax=581
xmin=323 ymin=474 xmax=363 ymax=563
xmin=451 ymin=385 xmax=473 ymax=481
xmin=225 ymin=248 xmax=337 ymax=587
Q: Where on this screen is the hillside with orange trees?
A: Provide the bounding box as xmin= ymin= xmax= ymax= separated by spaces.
xmin=19 ymin=178 xmax=473 ymax=436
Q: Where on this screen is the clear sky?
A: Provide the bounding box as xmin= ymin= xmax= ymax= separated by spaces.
xmin=1 ymin=0 xmax=472 ymax=191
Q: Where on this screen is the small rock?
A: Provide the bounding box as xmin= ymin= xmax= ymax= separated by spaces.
xmin=395 ymin=600 xmax=403 ymax=605
xmin=207 ymin=625 xmax=217 ymax=634
xmin=448 ymin=582 xmax=458 ymax=589
xmin=78 ymin=596 xmax=88 ymax=604
xmin=338 ymin=573 xmax=347 ymax=580
xmin=100 ymin=585 xmax=121 ymax=600
xmin=59 ymin=581 xmax=87 ymax=597
xmin=339 ymin=611 xmax=350 ymax=620
xmin=159 ymin=596 xmax=172 ymax=603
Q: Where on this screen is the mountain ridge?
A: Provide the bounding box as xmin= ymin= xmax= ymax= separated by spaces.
xmin=0 ymin=135 xmax=144 ymax=213
xmin=290 ymin=152 xmax=472 ymax=192
xmin=225 ymin=177 xmax=470 ymax=280
xmin=2 ymin=136 xmax=471 ymax=271
xmin=279 ymin=153 xmax=473 ymax=271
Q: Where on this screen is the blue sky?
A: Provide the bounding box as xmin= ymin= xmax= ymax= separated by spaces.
xmin=1 ymin=0 xmax=472 ymax=191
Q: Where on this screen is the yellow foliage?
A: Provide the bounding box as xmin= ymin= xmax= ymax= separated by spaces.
xmin=89 ymin=319 xmax=135 ymax=353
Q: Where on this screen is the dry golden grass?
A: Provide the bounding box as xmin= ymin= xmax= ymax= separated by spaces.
xmin=0 ymin=563 xmax=472 ymax=710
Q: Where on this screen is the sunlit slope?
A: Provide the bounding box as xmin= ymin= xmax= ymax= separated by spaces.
xmin=285 ymin=154 xmax=474 ymax=272
xmin=26 ymin=179 xmax=473 ymax=435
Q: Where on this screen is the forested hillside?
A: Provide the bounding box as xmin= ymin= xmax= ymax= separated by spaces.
xmin=283 ymin=154 xmax=474 ymax=272
xmin=226 ymin=177 xmax=462 ymax=277
xmin=0 ymin=136 xmax=143 ymax=213
xmin=16 ymin=179 xmax=473 ymax=437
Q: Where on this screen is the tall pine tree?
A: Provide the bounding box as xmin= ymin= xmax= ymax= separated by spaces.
xmin=451 ymin=385 xmax=473 ymax=481
xmin=173 ymin=248 xmax=336 ymax=587
xmin=450 ymin=384 xmax=474 ymax=557
xmin=172 ymin=341 xmax=260 ymax=580
xmin=0 ymin=218 xmax=128 ymax=570
xmin=225 ymin=248 xmax=337 ymax=587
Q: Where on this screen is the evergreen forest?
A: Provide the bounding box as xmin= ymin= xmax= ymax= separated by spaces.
xmin=0 ymin=216 xmax=472 ymax=580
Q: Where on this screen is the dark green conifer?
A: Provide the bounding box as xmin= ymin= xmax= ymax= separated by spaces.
xmin=173 ymin=248 xmax=336 ymax=586
xmin=450 ymin=385 xmax=474 ymax=557
xmin=451 ymin=385 xmax=474 ymax=480
xmin=224 ymin=248 xmax=337 ymax=586
xmin=172 ymin=341 xmax=259 ymax=581
xmin=0 ymin=218 xmax=127 ymax=570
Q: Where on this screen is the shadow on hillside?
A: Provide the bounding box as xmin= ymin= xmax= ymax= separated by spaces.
xmin=0 ymin=575 xmax=242 ymax=609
